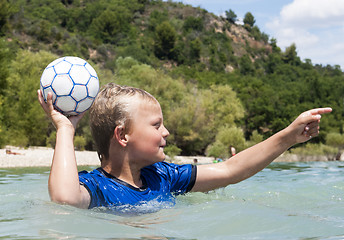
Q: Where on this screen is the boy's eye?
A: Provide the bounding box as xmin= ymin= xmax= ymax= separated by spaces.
xmin=153 ymin=121 xmax=161 ymax=129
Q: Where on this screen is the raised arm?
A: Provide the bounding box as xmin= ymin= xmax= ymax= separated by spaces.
xmin=192 ymin=108 xmax=332 ymax=192
xmin=37 ymin=90 xmax=90 ymax=208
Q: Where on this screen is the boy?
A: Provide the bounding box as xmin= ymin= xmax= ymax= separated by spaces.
xmin=37 ymin=83 xmax=332 ymax=211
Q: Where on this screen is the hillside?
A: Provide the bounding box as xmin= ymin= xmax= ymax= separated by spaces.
xmin=2 ymin=0 xmax=271 ymax=71
xmin=0 ymin=0 xmax=343 ymax=157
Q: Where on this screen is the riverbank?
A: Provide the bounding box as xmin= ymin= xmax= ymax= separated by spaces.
xmin=0 ymin=146 xmax=341 ymax=168
xmin=0 ymin=146 xmax=100 ymax=168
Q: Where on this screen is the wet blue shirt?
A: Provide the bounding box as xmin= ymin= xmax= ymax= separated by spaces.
xmin=78 ymin=162 xmax=197 ymax=212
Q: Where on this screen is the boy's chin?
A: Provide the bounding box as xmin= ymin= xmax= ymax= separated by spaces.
xmin=157 ymin=154 xmax=166 ymax=162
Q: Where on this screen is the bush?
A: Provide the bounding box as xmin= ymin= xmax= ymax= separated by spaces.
xmin=74 ymin=135 xmax=86 ymax=151
xmin=46 ymin=131 xmax=56 ymax=148
xmin=215 ymin=126 xmax=246 ymax=152
xmin=6 ymin=129 xmax=29 ymax=147
xmin=290 ymin=143 xmax=337 ymax=156
xmin=164 ymin=144 xmax=182 ymax=158
xmin=206 ymin=140 xmax=227 ymax=159
xmin=183 ymin=16 xmax=203 ymax=32
xmin=0 ymin=125 xmax=6 ymax=148
xmin=245 ymin=130 xmax=263 ymax=148
xmin=206 ymin=126 xmax=246 ymax=158
xmin=326 ymin=132 xmax=344 ymax=148
xmin=3 ymin=50 xmax=56 ymax=147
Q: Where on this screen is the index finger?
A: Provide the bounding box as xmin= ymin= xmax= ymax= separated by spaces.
xmin=309 ymin=107 xmax=332 ymax=115
xmin=301 ymin=108 xmax=332 ymax=118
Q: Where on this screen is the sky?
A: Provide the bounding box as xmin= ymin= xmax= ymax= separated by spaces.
xmin=170 ymin=0 xmax=344 ymax=70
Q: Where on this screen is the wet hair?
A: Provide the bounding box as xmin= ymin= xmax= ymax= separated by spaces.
xmin=89 ymin=83 xmax=157 ymax=161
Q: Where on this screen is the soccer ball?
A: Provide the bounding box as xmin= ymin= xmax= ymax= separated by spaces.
xmin=40 ymin=56 xmax=99 ymax=116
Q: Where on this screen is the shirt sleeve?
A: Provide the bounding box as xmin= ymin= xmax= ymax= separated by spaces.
xmin=78 ymin=170 xmax=101 ymax=208
xmin=161 ymin=162 xmax=197 ymax=195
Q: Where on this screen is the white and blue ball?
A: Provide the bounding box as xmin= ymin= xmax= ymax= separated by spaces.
xmin=40 ymin=56 xmax=99 ymax=115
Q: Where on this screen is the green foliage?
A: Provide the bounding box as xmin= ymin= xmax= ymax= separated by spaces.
xmin=326 ymin=132 xmax=344 ymax=148
xmin=0 ymin=96 xmax=5 ymax=148
xmin=216 ymin=126 xmax=246 ymax=151
xmin=201 ymin=85 xmax=244 ymax=130
xmin=183 ymin=16 xmax=203 ymax=32
xmin=243 ymin=12 xmax=255 ymax=30
xmin=154 ymin=21 xmax=177 ymax=60
xmin=1 ymin=0 xmax=344 ymax=158
xmin=225 ymin=9 xmax=237 ymax=24
xmin=0 ymin=0 xmax=12 ymax=35
xmin=189 ymin=38 xmax=201 ymax=63
xmin=2 ymin=50 xmax=57 ymax=146
xmin=206 ymin=140 xmax=227 ymax=159
xmin=283 ymin=44 xmax=301 ymax=65
xmin=207 ymin=126 xmax=246 ymax=158
xmin=46 ymin=131 xmax=56 ymax=148
xmin=246 ymin=130 xmax=263 ymax=148
xmin=0 ymin=37 xmax=12 ymax=148
xmin=0 ymin=38 xmax=9 ymax=94
xmin=148 ymin=9 xmax=169 ymax=31
xmin=239 ymin=54 xmax=254 ymax=75
xmin=270 ymin=38 xmax=281 ymax=53
xmin=290 ymin=143 xmax=337 ymax=157
xmin=89 ymin=7 xmax=131 ymax=43
xmin=250 ymin=26 xmax=269 ymax=43
xmin=164 ymin=144 xmax=182 ymax=158
xmin=74 ymin=135 xmax=86 ymax=151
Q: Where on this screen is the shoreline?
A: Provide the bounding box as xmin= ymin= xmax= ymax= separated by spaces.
xmin=0 ymin=146 xmax=100 ymax=168
xmin=0 ymin=146 xmax=341 ymax=168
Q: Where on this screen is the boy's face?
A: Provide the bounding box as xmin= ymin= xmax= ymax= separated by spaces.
xmin=126 ymin=98 xmax=170 ymax=166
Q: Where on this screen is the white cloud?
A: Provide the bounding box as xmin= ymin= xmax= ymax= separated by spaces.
xmin=266 ymin=0 xmax=344 ymax=68
xmin=280 ymin=0 xmax=344 ymax=27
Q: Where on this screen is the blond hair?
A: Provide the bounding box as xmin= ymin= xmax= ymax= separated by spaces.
xmin=89 ymin=83 xmax=157 ymax=161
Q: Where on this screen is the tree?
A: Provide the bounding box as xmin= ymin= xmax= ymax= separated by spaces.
xmin=154 ymin=21 xmax=177 ymax=60
xmin=0 ymin=0 xmax=11 ymax=35
xmin=0 ymin=38 xmax=9 ymax=94
xmin=326 ymin=132 xmax=344 ymax=159
xmin=283 ymin=43 xmax=301 ymax=65
xmin=245 ymin=130 xmax=263 ymax=148
xmin=239 ymin=54 xmax=254 ymax=75
xmin=326 ymin=132 xmax=344 ymax=148
xmin=201 ymin=85 xmax=244 ymax=131
xmin=243 ymin=12 xmax=255 ymax=30
xmin=89 ymin=7 xmax=131 ymax=43
xmin=2 ymin=50 xmax=57 ymax=146
xmin=225 ymin=9 xmax=237 ymax=24
xmin=206 ymin=126 xmax=246 ymax=158
xmin=0 ymin=38 xmax=10 ymax=147
xmin=148 ymin=10 xmax=168 ymax=31
xmin=189 ymin=38 xmax=201 ymax=63
xmin=183 ymin=16 xmax=203 ymax=32
xmin=270 ymin=38 xmax=281 ymax=53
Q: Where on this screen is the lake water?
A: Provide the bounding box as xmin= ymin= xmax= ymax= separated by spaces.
xmin=1 ymin=161 xmax=344 ymax=240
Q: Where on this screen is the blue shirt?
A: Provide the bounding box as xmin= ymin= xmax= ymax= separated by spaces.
xmin=78 ymin=162 xmax=196 ymax=213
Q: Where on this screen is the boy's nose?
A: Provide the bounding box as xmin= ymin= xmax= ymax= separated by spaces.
xmin=162 ymin=125 xmax=170 ymax=138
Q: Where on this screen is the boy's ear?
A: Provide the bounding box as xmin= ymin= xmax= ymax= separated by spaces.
xmin=114 ymin=126 xmax=128 ymax=147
